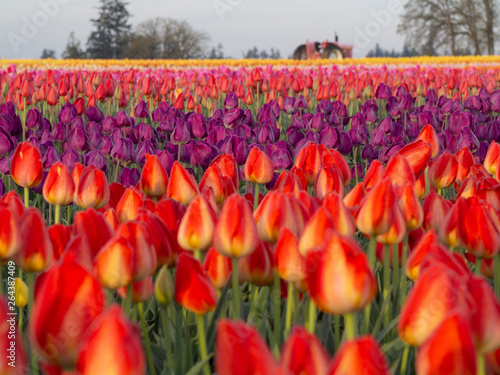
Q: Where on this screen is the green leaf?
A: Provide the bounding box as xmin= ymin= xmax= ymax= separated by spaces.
xmin=184 ymin=354 xmax=213 ymax=375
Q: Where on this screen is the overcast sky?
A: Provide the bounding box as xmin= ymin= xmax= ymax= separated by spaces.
xmin=1 ymin=0 xmax=406 ymax=59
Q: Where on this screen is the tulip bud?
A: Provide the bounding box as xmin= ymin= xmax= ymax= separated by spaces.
xmin=177 ymin=195 xmax=217 ymax=252
xmin=0 ymin=207 xmax=21 ymax=259
xmin=155 ymin=265 xmax=175 ymax=306
xmin=76 ymin=166 xmax=110 ymax=209
xmin=274 ymin=228 xmax=306 ymax=283
xmin=356 ymin=179 xmax=395 ymax=237
xmin=42 ymin=162 xmax=75 ymax=206
xmin=140 ymin=153 xmax=169 ymax=197
xmin=167 ymin=161 xmax=199 ymax=205
xmin=14 ymin=277 xmax=28 ymax=308
xmin=203 ymin=247 xmax=232 ymax=289
xmin=244 ymin=146 xmax=275 ymax=184
xmin=11 ymin=142 xmax=43 ymax=188
xmin=428 ymin=151 xmax=459 ymax=189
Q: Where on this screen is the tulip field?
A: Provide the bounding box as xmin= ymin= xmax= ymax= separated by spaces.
xmin=2 ymin=56 xmax=500 ymax=375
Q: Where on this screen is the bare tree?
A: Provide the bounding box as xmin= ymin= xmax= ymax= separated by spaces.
xmin=124 ymin=18 xmax=209 ymax=59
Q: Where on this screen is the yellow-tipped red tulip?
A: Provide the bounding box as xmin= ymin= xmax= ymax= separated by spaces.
xmin=322 ymin=148 xmax=352 ymax=185
xmin=0 ymin=207 xmax=21 ymax=259
xmin=167 ymin=161 xmax=199 ymax=205
xmin=363 ymin=160 xmax=384 ymax=192
xmin=244 ymin=146 xmax=275 ymax=184
xmin=213 ymin=193 xmax=258 ymax=258
xmin=116 ymin=187 xmax=143 ymax=223
xmin=484 ymin=140 xmax=500 ymax=175
xmin=72 ymin=162 xmax=85 ymax=206
xmin=398 ymin=139 xmax=432 ymax=179
xmin=42 ymin=162 xmax=75 ymax=206
xmin=76 ymin=165 xmax=110 ymax=209
xmin=323 ymin=192 xmax=356 ymax=236
xmin=383 ymin=154 xmax=415 ymax=187
xmin=177 ymin=195 xmax=217 ymax=252
xmin=199 ymin=164 xmax=226 ymax=204
xmin=210 ymin=154 xmax=239 ymax=190
xmin=294 ymin=142 xmax=323 ymax=186
xmin=275 ymin=227 xmax=306 ymax=283
xmin=422 ymin=191 xmax=452 ymax=232
xmin=405 ymin=230 xmax=443 ymax=281
xmin=356 ymin=178 xmax=395 ymax=237
xmin=428 ymin=151 xmax=458 ymax=190
xmin=238 ymin=240 xmax=274 ymax=287
xmin=299 ymin=206 xmax=334 ymax=255
xmin=377 ymin=205 xmax=406 ymax=245
xmin=396 ymin=183 xmax=423 ymax=231
xmin=10 ymin=142 xmax=43 ymax=188
xmin=254 ymin=190 xmax=297 ymax=243
xmin=94 ymin=234 xmax=133 ymax=289
xmin=203 ymin=247 xmax=232 ymax=289
xmin=455 ymin=147 xmax=474 ymax=186
xmin=314 ymin=167 xmax=344 ymax=199
xmin=140 ymin=153 xmax=168 ymax=197
xmin=306 ymin=231 xmax=377 ymax=315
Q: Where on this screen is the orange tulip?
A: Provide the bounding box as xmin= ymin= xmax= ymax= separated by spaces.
xmin=383 ymin=154 xmax=415 ymax=187
xmin=356 ymin=178 xmax=395 ymax=237
xmin=140 ymin=153 xmax=168 ymax=197
xmin=76 ymin=306 xmax=145 ymax=375
xmin=405 ymin=230 xmax=444 ymax=281
xmin=294 ymin=142 xmax=323 ymax=186
xmin=0 ymin=207 xmax=21 ymax=259
xmin=363 ymin=160 xmax=384 ymax=192
xmin=29 ymin=254 xmax=105 ymax=368
xmin=177 ymin=195 xmax=216 ymax=252
xmin=116 ymin=187 xmax=143 ymax=223
xmin=322 ymin=148 xmax=351 ymax=185
xmin=484 ymin=140 xmax=500 ymax=175
xmin=167 ymin=161 xmax=199 ymax=205
xmin=199 ymin=164 xmax=226 ymax=204
xmin=327 ymin=336 xmax=390 ymax=375
xmin=457 ymin=197 xmax=500 ymax=258
xmin=238 ymin=240 xmax=274 ymax=287
xmin=216 ymin=319 xmax=281 ymax=375
xmin=210 ymin=154 xmax=239 ymax=191
xmin=103 ymin=208 xmax=120 ymax=230
xmin=306 ymin=231 xmax=377 ymax=315
xmin=396 ymin=183 xmax=423 ymax=231
xmin=428 ymin=151 xmax=458 ymax=189
xmin=274 ymin=229 xmax=305 ymax=285
xmin=15 ymin=208 xmax=52 ymax=272
xmin=281 ymin=326 xmax=330 ymax=375
xmin=175 ymin=253 xmax=218 ymax=315
xmin=376 ymin=205 xmax=406 ymax=245
xmin=213 ymin=193 xmax=258 ymax=258
xmin=203 ymin=247 xmax=232 ymax=289
xmin=398 ymin=265 xmax=471 ymax=346
xmin=274 ymin=170 xmax=303 ymax=196
xmin=10 ymin=142 xmax=43 ymax=188
xmin=42 ymin=162 xmax=75 ymax=206
xmin=314 ymin=167 xmax=344 ymax=199
xmin=417 ymin=124 xmax=440 ymax=158
xmin=244 ymin=146 xmax=275 ymax=184
xmin=343 ymin=182 xmax=365 ymax=209
xmin=76 ymin=165 xmax=110 ymax=209
xmin=416 ymin=313 xmax=476 ymax=375
xmin=398 ymin=139 xmax=432 ymax=179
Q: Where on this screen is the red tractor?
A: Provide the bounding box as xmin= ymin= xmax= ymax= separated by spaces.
xmin=293 ymin=35 xmax=353 ymax=60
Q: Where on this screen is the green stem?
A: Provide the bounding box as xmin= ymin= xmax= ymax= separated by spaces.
xmin=334 ymin=315 xmax=340 ymax=350
xmin=364 ymin=237 xmax=377 ymax=333
xmin=54 ymin=204 xmax=61 ymax=225
xmin=138 ymin=303 xmax=157 ymax=375
xmin=24 ymin=187 xmax=29 ymax=208
xmin=384 ymin=244 xmax=391 ymax=330
xmin=306 ymin=298 xmax=316 ymax=333
xmin=285 ymin=282 xmax=294 ymax=337
xmin=401 ymin=346 xmax=410 ymax=375
xmin=424 ymin=166 xmax=430 ymax=197
xmin=194 ymin=249 xmax=202 ymax=262
xmin=273 ymin=273 xmax=281 ymax=349
xmin=344 ymin=313 xmax=358 ymax=340
xmin=253 ymin=183 xmax=260 ymax=212
xmin=477 ymin=353 xmax=486 ymax=375
xmin=400 ymin=234 xmax=409 ymax=309
xmin=114 ymin=160 xmax=120 ymax=183
xmin=67 ymin=206 xmax=72 ymax=225
xmin=232 ymin=257 xmax=239 ymax=319
xmin=393 ymin=244 xmax=400 ymax=303
xmin=161 ymin=307 xmax=173 ymax=368
xmin=475 ymin=256 xmax=482 ymax=277
xmin=495 ymin=253 xmax=500 ymax=299
xmin=196 ymin=314 xmax=210 ymax=375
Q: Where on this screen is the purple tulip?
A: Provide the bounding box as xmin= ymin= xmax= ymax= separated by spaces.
xmin=89 ymin=132 xmax=103 ymax=151
xmin=58 ymin=102 xmax=77 ymax=124
xmin=0 ymin=178 xmax=4 ymax=197
xmin=26 ymin=109 xmax=43 ymax=130
xmin=464 ymin=96 xmax=482 ymax=112
xmin=308 ymin=112 xmax=325 ymax=132
xmin=375 ymin=83 xmax=392 ymax=100
xmin=192 ymin=141 xmax=220 ymax=170
xmin=224 ymin=92 xmax=239 ymax=110
xmin=102 ymin=116 xmax=117 ymax=134
xmin=136 ymin=141 xmax=156 ymax=166
xmin=152 ymin=102 xmax=170 ymax=123
xmin=362 ymin=144 xmax=379 ymax=162
xmin=69 ymin=116 xmax=84 ymax=130
xmin=134 ymin=101 xmax=149 ymax=119
xmin=219 ymin=136 xmax=249 ymax=165
xmin=320 ymin=126 xmax=339 ymax=149
xmin=67 ymin=125 xmax=87 ymax=153
xmin=171 ymin=119 xmax=191 ymax=145
xmin=116 ymin=110 xmax=133 ymax=128
xmin=159 ymin=115 xmax=176 ymax=134
xmin=188 ymin=114 xmax=207 ymax=139
xmin=61 ymin=149 xmax=79 ymax=171
xmin=84 ymin=150 xmax=108 ymax=172
xmin=0 ymin=102 xmax=16 ymax=119
xmin=0 ymin=114 xmax=14 ymax=133
xmin=120 ymin=167 xmax=140 ymax=187
xmin=84 ymin=106 xmax=104 ymax=124
xmin=223 ymin=108 xmax=244 ymax=130
xmin=266 ymin=141 xmax=293 ymax=171
xmin=110 ymin=138 xmax=131 ymax=162
xmin=156 ymin=150 xmax=175 ymax=175
xmin=86 ymin=121 xmax=101 ymax=138
xmin=317 ymin=100 xmax=333 ymax=115
xmin=0 ymin=129 xmax=15 ymax=158
xmin=426 ymin=89 xmax=438 ymax=104
xmin=135 ymin=123 xmax=156 ymax=143
xmin=100 ymin=135 xmax=114 ymax=156
xmin=256 ymin=124 xmax=276 ymax=144
xmin=294 ymin=95 xmax=308 ymax=112
xmin=51 ymin=122 xmax=68 ymax=143
xmin=283 ymin=97 xmax=295 ymax=114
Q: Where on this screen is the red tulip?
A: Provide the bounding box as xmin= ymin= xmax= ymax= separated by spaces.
xmin=117 ymin=277 xmax=154 ymax=303
xmin=363 ymin=160 xmax=384 ymax=192
xmin=484 ymin=140 xmax=500 ymax=175
xmin=314 ymin=167 xmax=344 ymax=199
xmin=376 ymin=205 xmax=406 ymax=245
xmin=177 ymin=195 xmax=216 ymax=252
xmin=213 ymin=193 xmax=258 ymax=258
xmin=455 ymin=147 xmax=475 ymax=186
xmin=416 ymin=313 xmax=476 ymax=375
xmin=238 ymin=240 xmax=274 ymax=287
xmin=343 ymin=182 xmax=365 ymax=208
xmin=29 ymin=254 xmax=105 ymax=368
xmin=405 ymin=230 xmax=444 ymax=281
xmin=275 ymin=228 xmax=306 ymax=283
xmin=76 ymin=306 xmax=145 ymax=375
xmin=244 ymin=146 xmax=275 ymax=184
xmin=327 ymin=336 xmax=390 ymax=375
xmin=199 ymin=164 xmax=226 ymax=204
xmin=136 ymin=210 xmax=174 ymax=269
xmin=204 ymin=247 xmax=232 ymax=289
xmin=322 ymin=148 xmax=351 ymax=185
xmin=299 ymin=207 xmax=334 ymax=255
xmin=42 ymin=162 xmax=75 ymax=206
xmin=383 ymin=154 xmax=415 ymax=187
xmin=396 ymin=183 xmax=423 ymax=231
xmin=294 ymin=142 xmax=323 ymax=186
xmin=306 ymin=231 xmax=377 ymax=315
xmin=10 ymin=142 xmax=43 ymax=188
xmin=422 ymin=191 xmax=452 ymax=232
xmin=94 ymin=234 xmax=133 ymax=289
xmin=0 ymin=207 xmax=21 ymax=259
xmin=417 ymin=124 xmax=439 ymax=158
xmin=398 ymin=139 xmax=432 ymax=179
xmin=210 ymin=154 xmax=239 ymax=190
xmin=116 ymin=187 xmax=143 ymax=223
xmin=254 ymin=190 xmax=297 ymax=243
xmin=140 ymin=153 xmax=168 ymax=197
xmin=216 ymin=319 xmax=282 ymax=375
xmin=175 ymin=253 xmax=218 ymax=315
xmin=73 ymin=208 xmax=113 ymax=258
xmin=281 ymin=326 xmax=330 ymax=375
